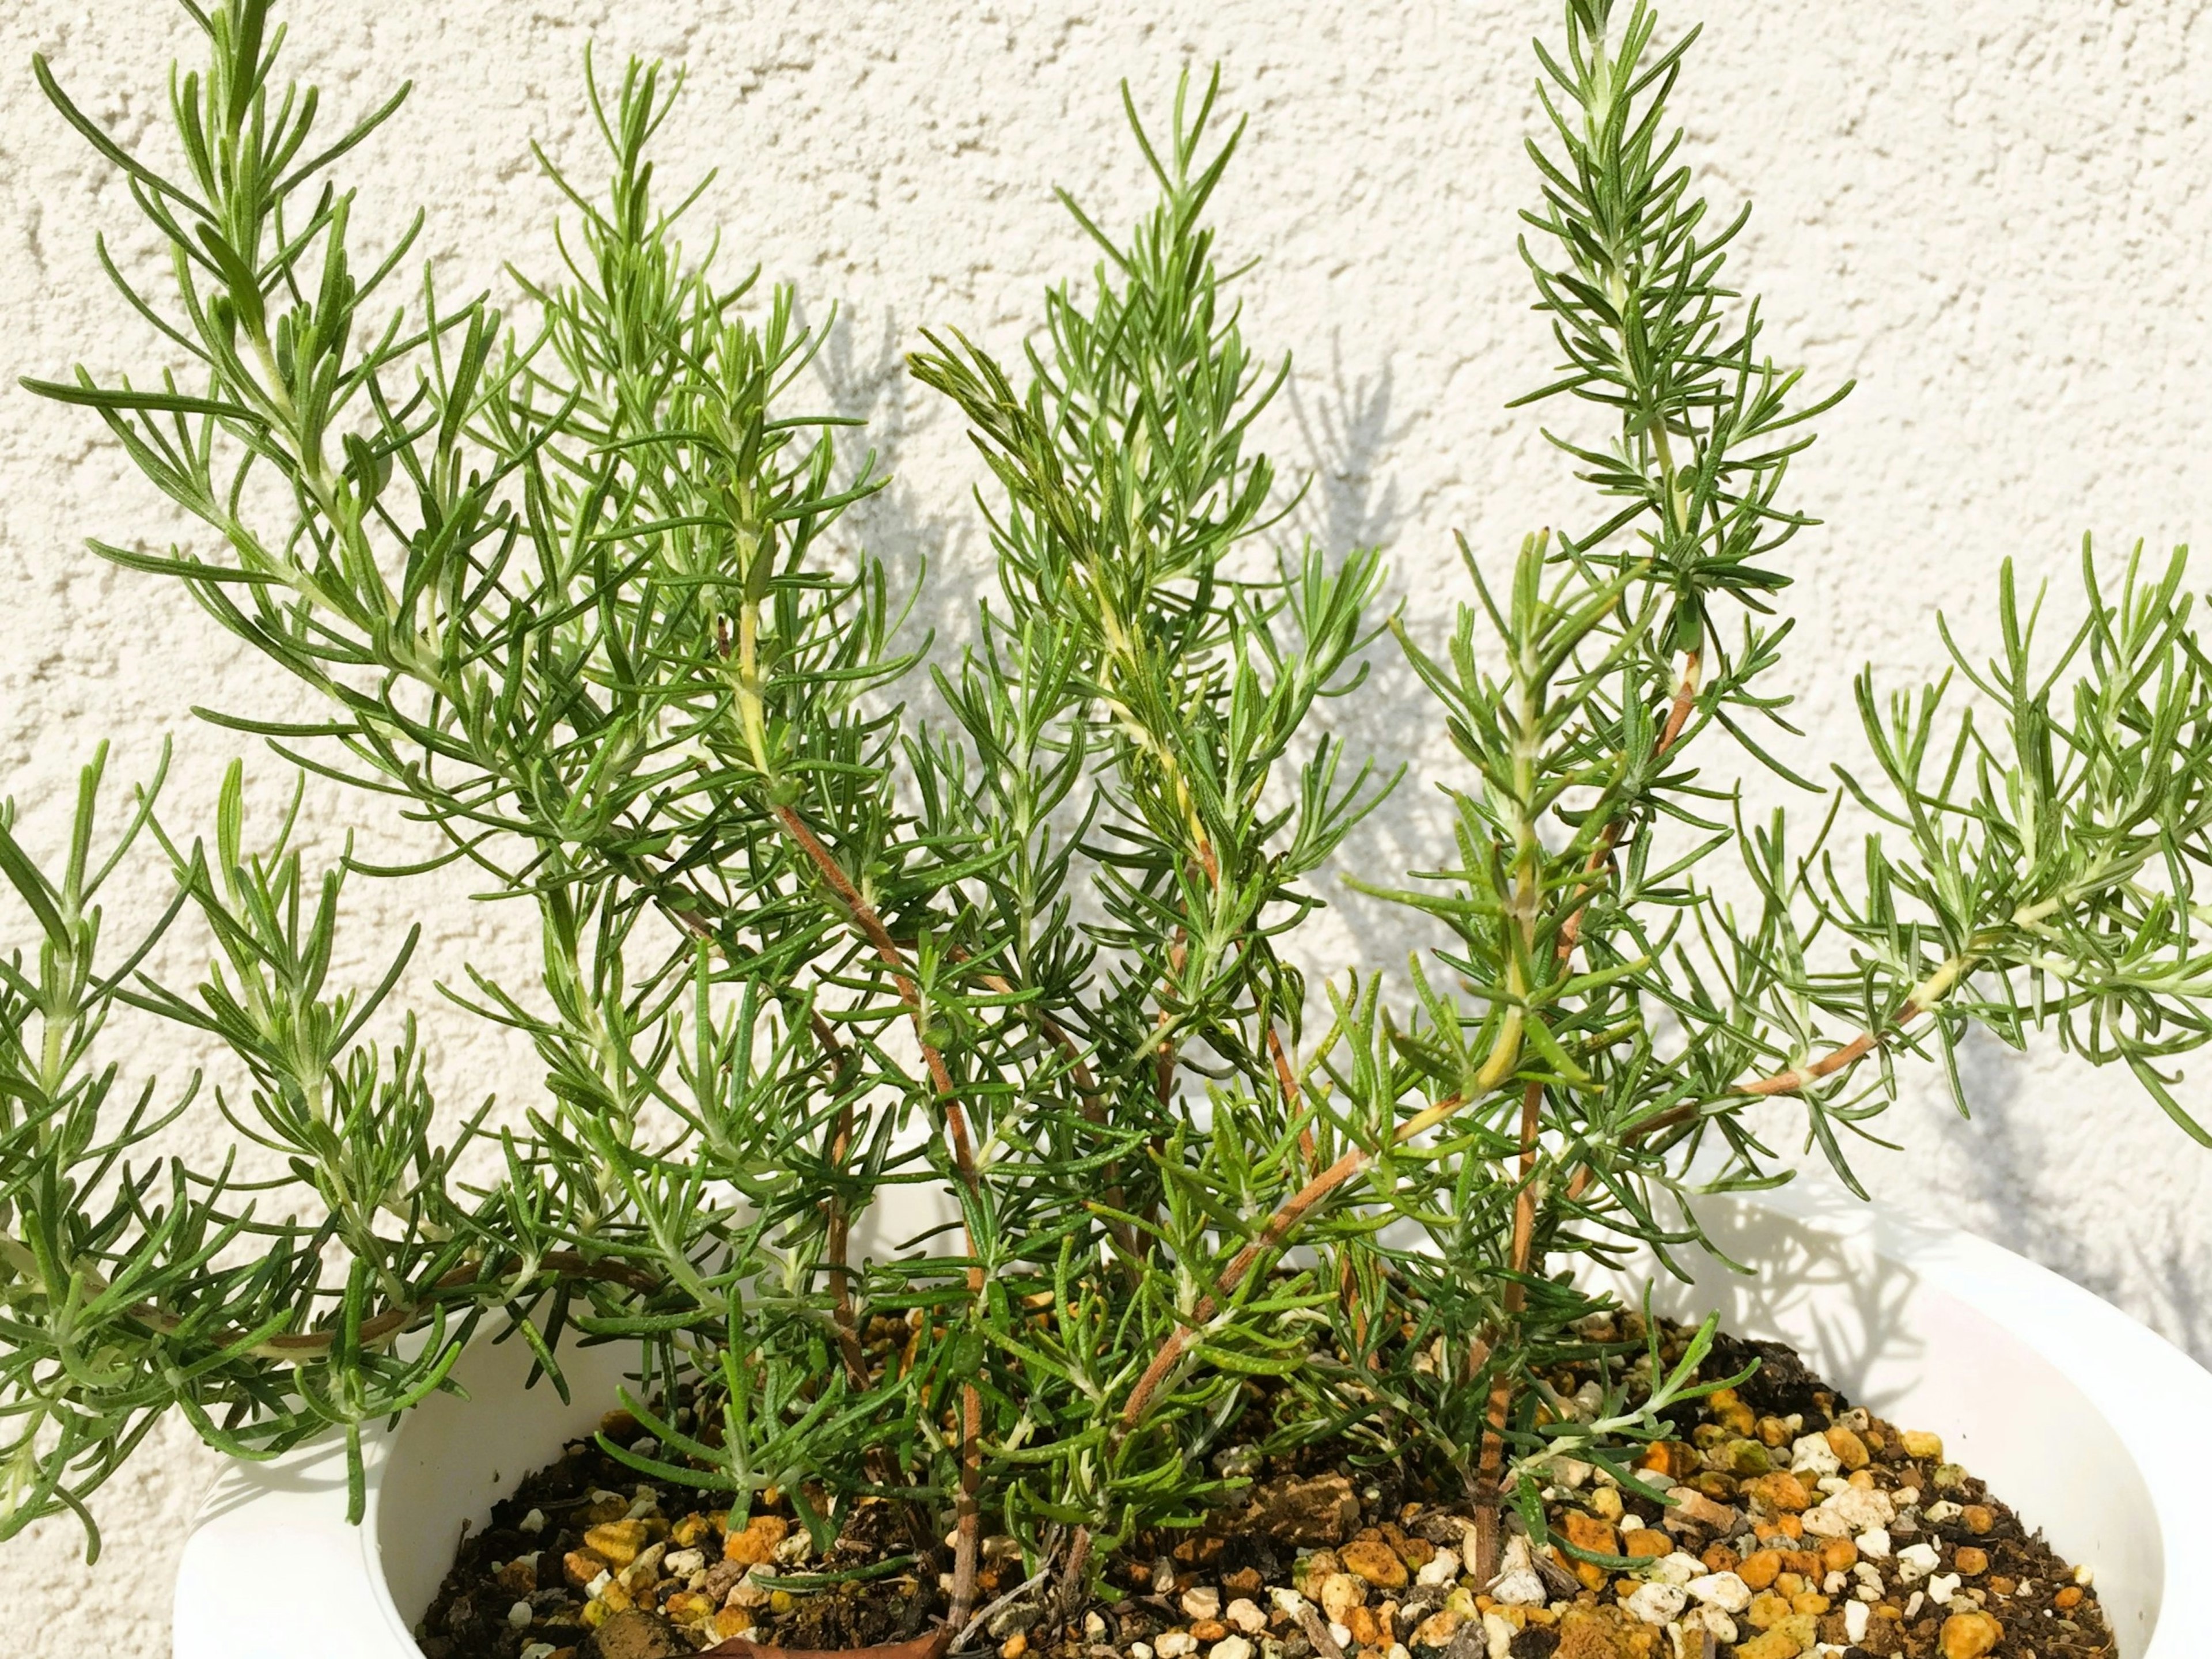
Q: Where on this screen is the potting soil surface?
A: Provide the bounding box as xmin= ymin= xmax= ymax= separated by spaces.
xmin=414 ymin=1313 xmax=2113 ymax=1659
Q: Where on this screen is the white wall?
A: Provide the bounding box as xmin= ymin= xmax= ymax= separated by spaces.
xmin=2 ymin=1 xmax=2208 ymax=1649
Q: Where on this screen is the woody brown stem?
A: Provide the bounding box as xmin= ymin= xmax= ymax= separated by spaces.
xmin=1565 ymin=1002 xmax=1927 ymax=1203
xmin=1116 ymin=1140 xmax=1370 ymax=1433
xmin=1268 ymin=1025 xmax=1317 ymax=1172
xmin=1118 ymin=1009 xmax=1524 ymax=1436
xmin=1560 ymin=993 xmax=1938 ymax=1215
xmin=1471 ymin=1077 xmax=1546 ymax=1584
xmin=813 ymin=1016 xmax=872 ymax=1395
xmin=1735 ymin=1024 xmax=1890 ymax=1097
xmin=967 ymin=961 xmax=1137 ymax=1262
xmin=768 ymin=801 xmax=983 ymax=1631
xmin=1269 ymin=1024 xmax=1361 ymax=1354
xmin=1050 ymin=1524 xmax=1096 ymax=1626
xmin=1472 ymin=1376 xmax=1511 ymax=1583
xmin=1467 ymin=647 xmax=1702 ymax=1585
xmin=1658 ymin=647 xmax=1702 ymax=756
xmin=653 ymin=862 xmax=941 ymax=1554
xmin=1547 ymin=649 xmax=1712 ymax=1202
xmin=1508 ymin=1079 xmax=1543 ymax=1284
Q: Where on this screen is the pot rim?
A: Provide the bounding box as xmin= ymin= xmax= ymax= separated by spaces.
xmin=173 ymin=1181 xmax=2212 ymax=1659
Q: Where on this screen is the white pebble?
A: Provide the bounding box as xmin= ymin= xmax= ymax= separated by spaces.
xmin=1215 ymin=1444 xmax=1263 ymax=1479
xmin=1327 ymin=1623 xmax=1353 ymax=1650
xmin=1490 ymin=1568 xmax=1547 ymax=1607
xmin=1085 ymin=1613 xmax=1108 ymax=1640
xmin=1844 ymin=1601 xmax=1870 ymax=1645
xmin=2075 ymin=1564 xmax=2097 ymax=1587
xmin=1617 ymin=1514 xmax=1644 ymax=1531
xmin=1269 ymin=1588 xmax=1308 ymax=1619
xmin=522 ymin=1646 xmax=556 ymax=1659
xmin=1131 ymin=1645 xmax=1156 ymax=1659
xmin=1928 ymin=1572 xmax=1961 ymax=1607
xmin=1894 ymin=1487 xmax=1922 ymax=1508
xmin=624 ymin=1491 xmax=660 ymax=1520
xmin=1922 ymin=1500 xmax=1961 ymax=1525
xmin=1685 ymin=1571 xmax=1751 ymax=1612
xmin=1316 ymin=1574 xmax=1365 ymax=1623
xmin=1624 ymin=1581 xmax=1687 ymax=1625
xmin=1385 ymin=1645 xmax=1410 ymax=1659
xmin=1823 ymin=1570 xmax=1847 ymax=1594
xmin=664 ymin=1548 xmax=706 ymax=1577
xmin=1646 ymin=1552 xmax=1702 ymax=1586
xmin=1181 ymin=1589 xmax=1222 ymax=1622
xmin=1904 ymin=1590 xmax=1925 ymax=1619
xmin=1791 ymin=1434 xmax=1841 ymax=1478
xmin=518 ymin=1509 xmax=547 ymax=1535
xmin=1210 ymin=1638 xmax=1255 ymax=1659
xmin=1816 ymin=1484 xmax=1895 ymax=1535
xmin=1416 ymin=1548 xmax=1459 ymax=1588
xmin=1490 ymin=1537 xmax=1547 ymax=1606
xmin=1684 ymin=1607 xmax=1737 ymax=1645
xmin=1896 ymin=1542 xmax=1941 ymax=1583
xmin=1856 ymin=1527 xmax=1892 ymax=1560
xmin=619 ymin=1543 xmax=666 ymax=1589
xmin=1157 ymin=1634 xmax=1198 ymax=1658
xmin=584 ymin=1570 xmax=611 ymax=1600
xmin=1225 ymin=1599 xmax=1266 ymax=1635
xmin=1480 ymin=1612 xmax=1514 ymax=1659
xmin=1815 ymin=1475 xmax=1852 ymax=1495
xmin=506 ymin=1601 xmax=532 ymax=1630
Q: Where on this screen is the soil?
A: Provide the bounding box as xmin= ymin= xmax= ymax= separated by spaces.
xmin=414 ymin=1316 xmax=2115 ymax=1659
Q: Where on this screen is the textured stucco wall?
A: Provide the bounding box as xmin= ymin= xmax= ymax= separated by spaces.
xmin=2 ymin=0 xmax=2210 ymax=1649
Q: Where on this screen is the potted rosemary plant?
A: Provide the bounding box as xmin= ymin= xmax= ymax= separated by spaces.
xmin=9 ymin=2 xmax=2211 ymax=1658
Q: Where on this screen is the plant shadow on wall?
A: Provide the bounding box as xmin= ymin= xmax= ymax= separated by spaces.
xmin=809 ymin=301 xmax=978 ymax=673
xmin=1278 ymin=344 xmax=1446 ymax=970
xmin=3 ymin=7 xmax=2212 ymax=1659
xmin=1290 ymin=346 xmax=1404 ymax=567
xmin=1902 ymin=1025 xmax=2212 ymax=1368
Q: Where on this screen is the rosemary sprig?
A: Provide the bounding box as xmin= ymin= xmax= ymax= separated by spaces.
xmin=3 ymin=0 xmax=2205 ymax=1621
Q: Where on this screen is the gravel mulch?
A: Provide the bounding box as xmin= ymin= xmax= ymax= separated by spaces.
xmin=414 ymin=1315 xmax=2113 ymax=1659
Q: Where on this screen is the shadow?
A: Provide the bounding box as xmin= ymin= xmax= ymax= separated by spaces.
xmin=1586 ymin=1182 xmax=2173 ymax=1656
xmin=1910 ymin=1031 xmax=2212 ymax=1368
xmin=1285 ymin=337 xmax=1406 ymax=558
xmin=1274 ymin=340 xmax=1467 ymax=985
xmin=1941 ymin=1028 xmax=2050 ymax=1250
xmin=2131 ymin=1228 xmax=2212 ymax=1369
xmin=1623 ymin=1183 xmax=1924 ymax=1419
xmin=805 ymin=300 xmax=977 ymax=718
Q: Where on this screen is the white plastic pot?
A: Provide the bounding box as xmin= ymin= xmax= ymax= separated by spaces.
xmin=173 ymin=1181 xmax=2212 ymax=1658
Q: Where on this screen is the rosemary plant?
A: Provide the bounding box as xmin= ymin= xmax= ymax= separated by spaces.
xmin=3 ymin=6 xmax=2207 ymax=1652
